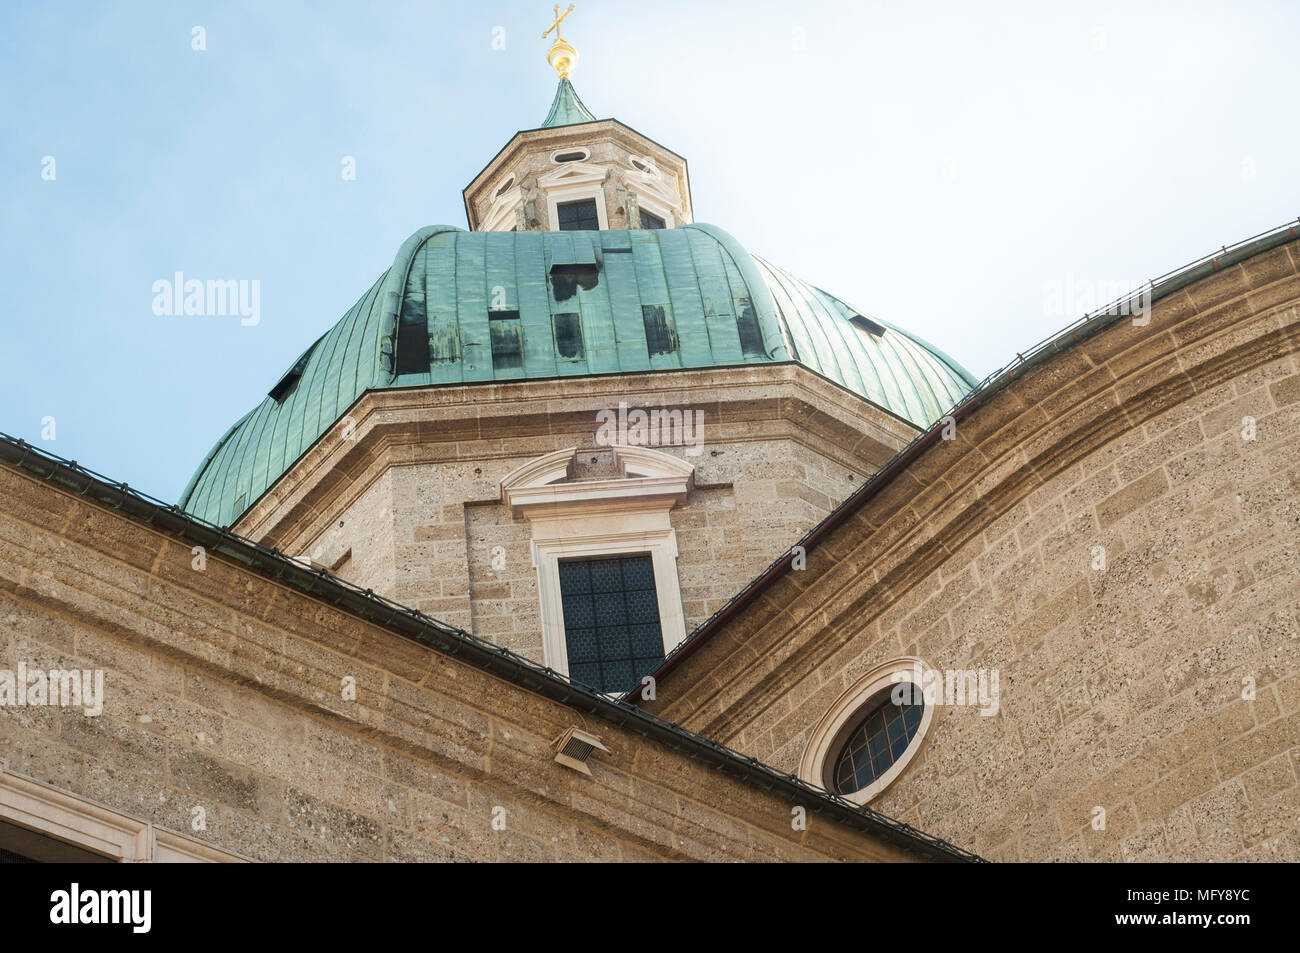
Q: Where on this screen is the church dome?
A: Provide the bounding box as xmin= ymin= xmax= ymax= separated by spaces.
xmin=179 ymin=223 xmax=975 ymax=526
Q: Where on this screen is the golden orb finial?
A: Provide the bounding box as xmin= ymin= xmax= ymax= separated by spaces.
xmin=542 ymin=3 xmax=578 ymax=79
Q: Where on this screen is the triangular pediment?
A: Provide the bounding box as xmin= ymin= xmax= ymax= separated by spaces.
xmin=538 ymin=162 xmax=607 ymax=188
xmin=483 ymin=185 xmax=523 ymax=232
xmin=628 ymin=172 xmax=678 ymax=208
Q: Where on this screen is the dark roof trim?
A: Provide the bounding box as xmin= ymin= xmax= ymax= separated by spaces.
xmin=0 ymin=432 xmax=981 ymax=863
xmin=630 ymin=218 xmax=1300 ymax=698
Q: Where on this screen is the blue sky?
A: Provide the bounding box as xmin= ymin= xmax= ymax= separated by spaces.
xmin=2 ymin=0 xmax=1297 ymax=505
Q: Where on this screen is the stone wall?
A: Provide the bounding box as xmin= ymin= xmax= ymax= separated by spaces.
xmin=234 ymin=365 xmax=917 ymax=659
xmin=644 ymin=240 xmax=1300 ymax=862
xmin=0 ymin=461 xmax=930 ymax=862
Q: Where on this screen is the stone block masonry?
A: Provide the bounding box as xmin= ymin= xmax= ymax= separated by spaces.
xmin=643 ymin=239 xmax=1300 ymax=862
xmin=0 ymin=457 xmax=956 ymax=861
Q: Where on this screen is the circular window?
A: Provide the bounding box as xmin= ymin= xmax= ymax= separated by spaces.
xmin=495 ymin=175 xmax=515 ymax=197
xmin=829 ymin=688 xmax=923 ymax=795
xmin=799 ymin=657 xmax=934 ymax=805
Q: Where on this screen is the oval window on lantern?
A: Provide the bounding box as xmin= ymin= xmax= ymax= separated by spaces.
xmin=551 ymin=148 xmax=590 ymax=163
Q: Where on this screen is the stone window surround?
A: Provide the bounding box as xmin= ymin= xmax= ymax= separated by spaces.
xmin=627 ymin=185 xmax=677 ymax=229
xmin=0 ymin=760 xmax=247 ymax=862
xmin=540 ymin=163 xmax=611 ymax=231
xmin=500 ymin=446 xmax=693 ymax=684
xmin=624 ymin=157 xmax=681 ymax=228
xmin=798 ymin=657 xmax=936 ymax=806
xmin=550 ymin=147 xmax=592 ymax=164
xmin=485 ymin=161 xmax=680 ymax=234
xmin=482 ymin=184 xmax=524 ymax=232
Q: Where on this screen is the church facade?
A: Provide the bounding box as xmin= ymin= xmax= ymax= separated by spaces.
xmin=2 ymin=17 xmax=1298 ymax=862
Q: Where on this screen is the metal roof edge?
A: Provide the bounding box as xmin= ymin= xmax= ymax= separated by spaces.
xmin=377 ymin=225 xmax=468 ymax=386
xmin=688 ymin=226 xmax=790 ymax=361
xmin=176 ymin=408 xmax=255 ymax=510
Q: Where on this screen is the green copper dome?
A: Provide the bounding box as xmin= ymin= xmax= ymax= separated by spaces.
xmin=178 ymin=224 xmax=975 ymax=526
xmin=753 ymin=256 xmax=974 ymax=426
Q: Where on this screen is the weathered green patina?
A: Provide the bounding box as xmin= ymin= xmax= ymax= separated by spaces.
xmin=179 ymin=224 xmax=975 ymax=526
xmin=541 ymin=77 xmax=597 ymax=128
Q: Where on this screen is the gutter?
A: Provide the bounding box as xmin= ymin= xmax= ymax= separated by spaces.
xmin=0 ymin=432 xmax=981 ymax=863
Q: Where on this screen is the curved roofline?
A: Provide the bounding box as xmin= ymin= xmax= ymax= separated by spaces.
xmin=180 ymin=222 xmax=977 ymax=525
xmin=179 ymin=226 xmax=465 ymax=515
xmin=861 ymin=315 xmax=978 ymax=390
xmin=750 ymin=254 xmax=978 ymax=392
xmin=686 ymin=224 xmax=789 ymax=361
xmin=750 ymin=253 xmax=976 ymax=423
xmin=177 ymin=409 xmax=254 ymax=510
xmin=376 ymin=225 xmax=466 ymax=386
xmin=625 ymin=216 xmax=1300 ymax=702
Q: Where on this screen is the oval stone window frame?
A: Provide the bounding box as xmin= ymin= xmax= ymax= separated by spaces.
xmin=799 ymin=657 xmax=935 ymax=806
xmin=550 ymin=147 xmax=591 ymax=164
xmin=629 ymin=156 xmax=660 ymax=178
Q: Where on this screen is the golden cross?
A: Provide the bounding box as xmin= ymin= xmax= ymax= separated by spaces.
xmin=542 ymin=3 xmax=575 ymax=42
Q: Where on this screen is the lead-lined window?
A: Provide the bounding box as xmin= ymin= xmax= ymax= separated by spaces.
xmin=556 ymin=199 xmax=599 ymax=231
xmin=832 ymin=690 xmax=924 ymax=795
xmin=559 ymin=554 xmax=665 ymax=694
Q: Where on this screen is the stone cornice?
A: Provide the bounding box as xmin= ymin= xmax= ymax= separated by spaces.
xmin=504 ymin=475 xmax=690 ymax=517
xmin=500 ymin=445 xmax=695 ymax=516
xmin=232 ymin=364 xmax=919 ymax=551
